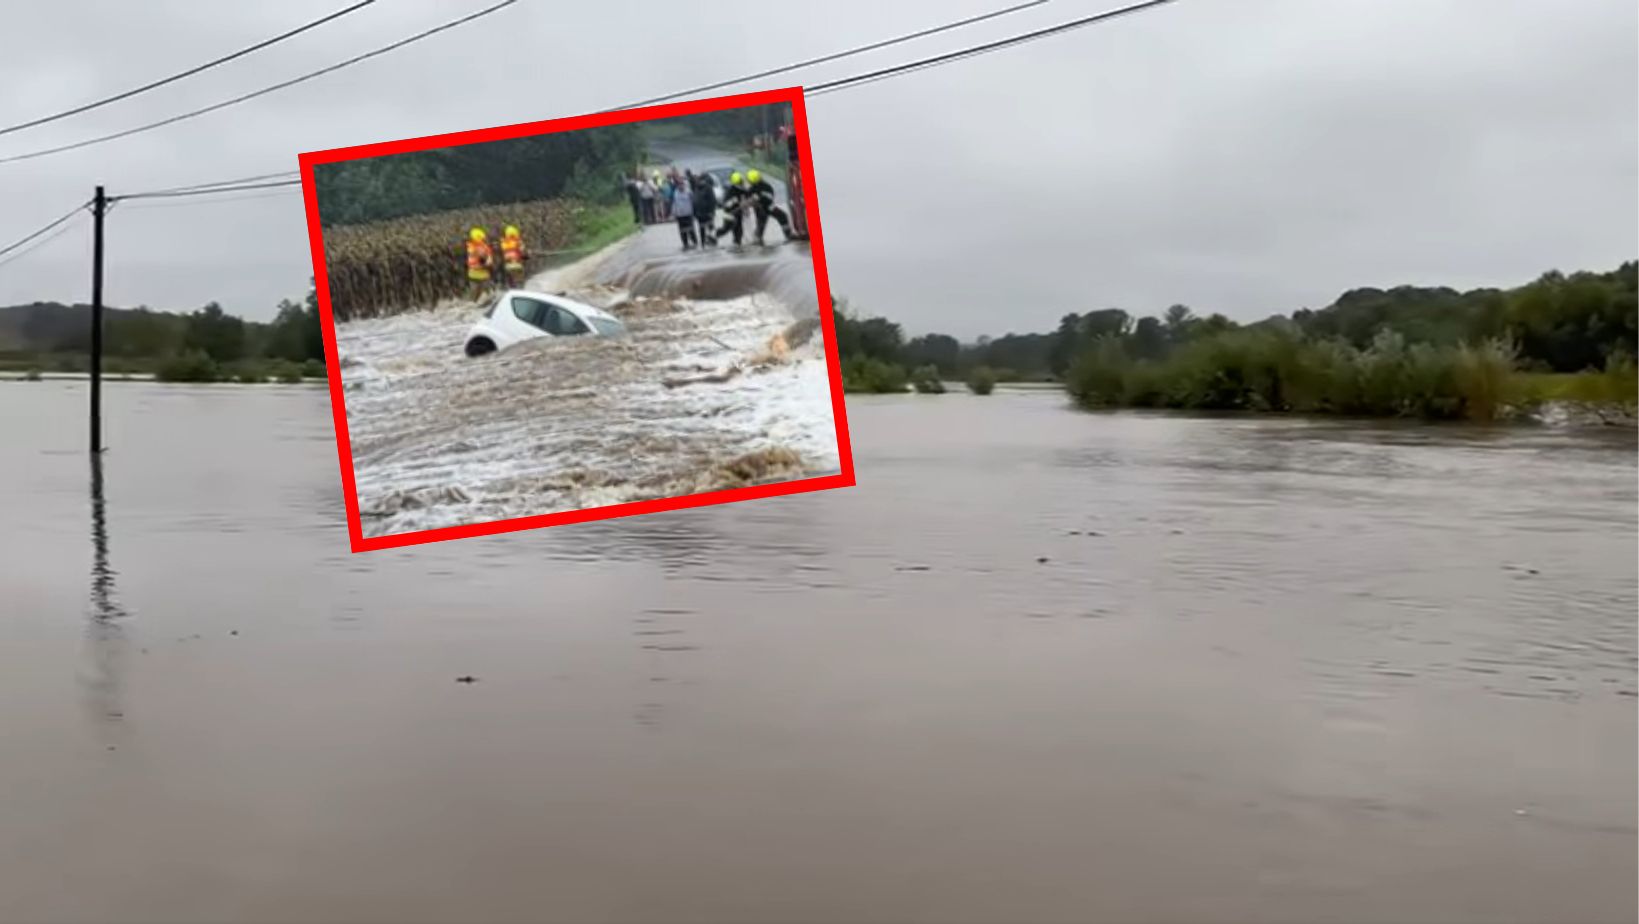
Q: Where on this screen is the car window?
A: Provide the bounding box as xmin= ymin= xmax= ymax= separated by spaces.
xmin=511 ymin=296 xmax=549 ymax=329
xmin=544 ymin=305 xmax=591 ymax=336
xmin=482 ymin=293 xmax=504 ymax=318
xmin=588 ymin=316 xmax=626 ymax=337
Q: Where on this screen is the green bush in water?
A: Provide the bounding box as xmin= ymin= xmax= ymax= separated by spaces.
xmin=1066 ymin=326 xmax=1527 ymax=421
xmin=229 ymin=362 xmax=268 ymax=384
xmin=1066 ymin=336 xmax=1129 ymax=407
xmin=267 ymin=359 xmax=305 ymax=384
xmin=911 ymin=365 xmax=946 ymax=394
xmin=1447 ymin=339 xmax=1519 ymax=421
xmin=966 ymin=366 xmax=998 ymax=395
xmin=155 ymin=351 xmax=220 ymax=383
xmin=842 ymin=357 xmax=909 ymax=394
xmin=301 ymin=359 xmax=326 ymax=379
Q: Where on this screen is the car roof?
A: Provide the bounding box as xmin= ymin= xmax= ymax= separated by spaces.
xmin=502 ymin=289 xmax=616 ymax=321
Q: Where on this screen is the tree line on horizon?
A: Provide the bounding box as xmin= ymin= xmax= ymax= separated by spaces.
xmin=313 ymin=123 xmax=645 ymax=228
xmin=834 ymin=262 xmax=1639 ymax=418
xmin=0 ymin=286 xmax=326 ymax=382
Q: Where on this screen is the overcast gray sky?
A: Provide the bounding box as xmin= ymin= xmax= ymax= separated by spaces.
xmin=1 ymin=0 xmax=1634 ymax=340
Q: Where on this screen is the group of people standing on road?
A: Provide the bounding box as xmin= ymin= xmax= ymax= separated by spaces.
xmin=630 ymin=169 xmax=675 ymax=225
xmin=463 ymin=224 xmax=529 ymax=300
xmin=626 ymin=168 xmax=794 ymax=252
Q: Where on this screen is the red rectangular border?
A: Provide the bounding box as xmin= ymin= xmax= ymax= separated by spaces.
xmin=296 ymin=86 xmax=854 ymax=554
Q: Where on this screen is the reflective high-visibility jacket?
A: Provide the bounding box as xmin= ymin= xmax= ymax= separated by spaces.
xmin=466 ymin=239 xmax=492 ymax=281
xmin=501 ymin=235 xmax=526 ymax=271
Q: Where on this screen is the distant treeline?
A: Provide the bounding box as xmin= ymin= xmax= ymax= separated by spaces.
xmin=834 ymin=262 xmax=1639 ymax=420
xmin=314 ymin=124 xmax=644 ymax=227
xmin=657 ymin=104 xmax=792 ymax=146
xmin=0 ymin=290 xmax=326 ymax=382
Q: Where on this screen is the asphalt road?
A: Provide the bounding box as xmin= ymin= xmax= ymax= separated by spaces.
xmin=646 ymin=137 xmax=789 ymax=206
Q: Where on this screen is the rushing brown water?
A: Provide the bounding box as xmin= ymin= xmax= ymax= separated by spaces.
xmin=2 ymin=382 xmax=1634 ymax=924
xmin=337 ymin=228 xmax=837 ymax=539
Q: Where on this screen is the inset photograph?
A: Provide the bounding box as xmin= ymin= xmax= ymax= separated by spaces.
xmin=298 ymin=88 xmax=851 ymax=551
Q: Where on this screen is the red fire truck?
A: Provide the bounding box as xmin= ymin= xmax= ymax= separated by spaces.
xmin=785 ymin=132 xmax=810 ymax=241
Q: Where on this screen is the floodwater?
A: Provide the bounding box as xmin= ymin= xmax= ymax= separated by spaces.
xmin=336 ymin=227 xmax=838 ymax=538
xmin=2 ymin=382 xmax=1634 ymax=924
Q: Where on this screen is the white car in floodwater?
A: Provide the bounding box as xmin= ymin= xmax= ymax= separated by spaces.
xmin=464 ymin=289 xmax=627 ymax=357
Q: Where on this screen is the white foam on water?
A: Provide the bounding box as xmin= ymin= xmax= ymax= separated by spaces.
xmin=334 ymin=252 xmax=839 ymax=538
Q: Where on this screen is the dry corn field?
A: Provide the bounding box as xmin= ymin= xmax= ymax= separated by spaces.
xmin=320 ymin=199 xmax=586 ymax=321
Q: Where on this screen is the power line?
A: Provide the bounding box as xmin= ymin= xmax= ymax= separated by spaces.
xmin=0 ymin=1 xmax=379 ymax=139
xmin=123 ymin=0 xmax=1049 ymax=199
xmin=0 ymin=0 xmax=520 ymax=166
xmin=0 ymin=201 xmax=89 ymax=261
xmin=0 ymin=0 xmax=1181 ymax=244
xmin=83 ymin=0 xmax=1128 ymax=209
xmin=604 ymin=0 xmax=1053 ymax=113
xmin=0 ymin=214 xmax=83 ymax=271
xmin=807 ymin=0 xmax=1179 ymax=97
xmin=117 ymin=188 xmax=303 ymax=212
xmin=115 ymin=179 xmax=303 ymax=201
xmin=131 ymin=170 xmax=302 ymax=198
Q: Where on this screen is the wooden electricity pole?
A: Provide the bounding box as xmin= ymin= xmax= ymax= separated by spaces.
xmin=90 ymin=185 xmax=106 ymax=454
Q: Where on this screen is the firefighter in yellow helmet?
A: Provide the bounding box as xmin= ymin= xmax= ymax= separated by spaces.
xmin=465 ymin=226 xmax=494 ymax=300
xmin=745 ymin=169 xmax=793 ymax=245
xmin=500 ymin=224 xmax=528 ymax=286
xmin=716 ymin=171 xmax=752 ymax=247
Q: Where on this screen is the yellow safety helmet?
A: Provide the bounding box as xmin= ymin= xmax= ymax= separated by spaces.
xmin=470 ymin=227 xmax=486 ymax=242
xmin=747 ymin=169 xmax=761 ymax=184
xmin=504 ymin=225 xmax=519 ymax=238
xmin=729 ymin=172 xmax=743 ymax=185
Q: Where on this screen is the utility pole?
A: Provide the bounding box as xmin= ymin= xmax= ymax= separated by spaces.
xmin=90 ymin=185 xmax=106 ymax=454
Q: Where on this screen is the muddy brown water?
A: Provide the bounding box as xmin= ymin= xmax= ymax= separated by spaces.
xmin=2 ymin=382 xmax=1634 ymax=924
xmin=597 ymin=244 xmax=821 ymax=316
xmin=336 ymin=226 xmax=838 ymax=539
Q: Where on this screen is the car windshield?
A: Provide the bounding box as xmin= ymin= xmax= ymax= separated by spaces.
xmin=481 ymin=293 xmax=504 ymax=318
xmin=588 ymin=316 xmax=626 ymax=337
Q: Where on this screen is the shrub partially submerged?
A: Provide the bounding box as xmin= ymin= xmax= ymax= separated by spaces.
xmin=1068 ymin=329 xmax=1524 ymax=421
xmin=155 ymin=351 xmax=219 ymax=383
xmin=911 ymin=365 xmax=946 ymax=394
xmin=843 ymin=357 xmax=908 ymax=394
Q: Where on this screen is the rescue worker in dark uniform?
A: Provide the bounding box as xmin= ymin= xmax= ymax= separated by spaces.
xmin=716 ymin=172 xmax=751 ymax=247
xmin=692 ymin=172 xmax=718 ymax=248
xmin=746 ymin=169 xmax=793 ymax=245
xmin=624 ymin=175 xmax=643 ymax=225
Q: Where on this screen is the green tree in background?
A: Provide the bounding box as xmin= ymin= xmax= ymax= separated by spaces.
xmin=902 ymin=334 xmax=962 ymax=376
xmin=183 ymin=303 xmax=246 ymax=363
xmin=1129 ymin=316 xmax=1168 ymax=360
xmin=313 ymin=124 xmax=644 ymax=227
xmin=109 ymin=308 xmax=182 ymax=358
xmin=827 ymin=260 xmax=1637 ymax=411
xmin=661 ymin=104 xmax=793 ymax=146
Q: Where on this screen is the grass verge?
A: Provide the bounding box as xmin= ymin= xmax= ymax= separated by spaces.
xmin=570 ymin=203 xmax=642 ymax=255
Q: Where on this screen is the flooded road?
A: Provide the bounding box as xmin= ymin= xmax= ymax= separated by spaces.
xmin=2 ymin=382 xmax=1634 ymax=924
xmin=336 ymin=225 xmax=837 ymax=538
